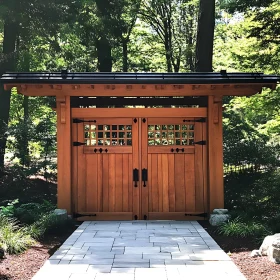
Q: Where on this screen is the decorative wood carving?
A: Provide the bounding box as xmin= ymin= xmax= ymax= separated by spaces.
xmin=155 ymin=85 xmax=166 ymax=90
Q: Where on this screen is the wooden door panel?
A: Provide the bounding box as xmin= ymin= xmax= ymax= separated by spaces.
xmin=144 ymin=117 xmax=206 ymax=219
xmin=74 ymin=118 xmax=137 ymax=220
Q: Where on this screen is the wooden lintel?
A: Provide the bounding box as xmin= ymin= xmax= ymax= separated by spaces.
xmin=10 ymin=83 xmax=271 ymax=97
xmin=71 ymin=108 xmax=207 ymax=118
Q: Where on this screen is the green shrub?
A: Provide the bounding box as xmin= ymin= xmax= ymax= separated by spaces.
xmin=218 ymin=217 xmax=270 ymax=238
xmin=0 ymin=215 xmax=35 ymax=254
xmin=28 ymin=212 xmax=74 ymax=239
xmin=224 ymin=170 xmax=280 ymax=233
xmin=14 ymin=200 xmax=56 ymax=224
xmin=0 ymin=199 xmax=19 ymax=217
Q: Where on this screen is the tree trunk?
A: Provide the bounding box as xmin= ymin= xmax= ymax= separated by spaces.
xmin=195 ymin=0 xmax=215 ymax=72
xmin=122 ymin=39 xmax=128 ymax=72
xmin=96 ymin=36 xmax=112 ymax=72
xmin=22 ymin=50 xmax=30 ymax=167
xmin=164 ymin=37 xmax=173 ymax=72
xmin=0 ymin=19 xmax=18 ymax=169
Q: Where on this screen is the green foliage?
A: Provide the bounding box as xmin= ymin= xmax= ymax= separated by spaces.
xmin=14 ymin=201 xmax=56 ymax=225
xmin=30 ymin=213 xmax=74 ymax=238
xmin=0 ymin=166 xmax=57 ymax=206
xmin=225 ymin=170 xmax=280 ymax=219
xmin=0 ymin=199 xmax=19 ymax=217
xmin=218 ymin=217 xmax=270 ymax=238
xmin=0 ymin=215 xmax=35 ymax=254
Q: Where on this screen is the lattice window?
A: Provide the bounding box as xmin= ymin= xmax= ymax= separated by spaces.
xmin=84 ymin=125 xmax=132 ymax=146
xmin=148 ymin=124 xmax=194 ymax=146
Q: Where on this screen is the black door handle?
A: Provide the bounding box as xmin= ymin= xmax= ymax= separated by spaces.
xmin=142 ymin=168 xmax=148 ymax=187
xmin=133 ymin=169 xmax=139 ymax=187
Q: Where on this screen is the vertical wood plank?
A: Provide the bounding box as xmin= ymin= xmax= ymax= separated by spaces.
xmin=185 ymin=154 xmax=195 ymax=212
xmin=128 ymin=154 xmax=133 ymax=212
xmin=132 ymin=119 xmax=140 ymax=218
xmin=86 ymin=155 xmax=98 ymax=212
xmin=162 ymin=154 xmax=169 ymax=212
xmin=141 ymin=118 xmax=148 ymax=219
xmin=151 ymin=154 xmax=158 ymax=212
xmin=194 ymin=122 xmax=204 ymax=212
xmin=115 ymin=154 xmax=123 ymax=212
xmin=57 ymin=96 xmax=72 ymax=213
xmin=71 ymin=119 xmax=78 ymax=213
xmin=122 ymin=154 xmax=129 ymax=212
xmin=158 ymin=154 xmax=163 ymax=212
xmin=168 ymin=154 xmax=175 ymax=212
xmin=148 ymin=154 xmax=153 ymax=213
xmin=174 ymin=154 xmax=185 ymax=212
xmin=102 ymin=154 xmax=109 ymax=212
xmin=208 ymin=96 xmax=224 ymax=212
xmin=108 ymin=154 xmax=116 ymax=212
xmin=77 ymin=122 xmax=86 ymax=212
xmin=97 ymin=153 xmax=103 ymax=212
xmin=203 ymin=121 xmax=208 ymax=215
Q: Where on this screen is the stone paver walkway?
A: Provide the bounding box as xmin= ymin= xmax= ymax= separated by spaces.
xmin=33 ymin=221 xmax=246 ymax=280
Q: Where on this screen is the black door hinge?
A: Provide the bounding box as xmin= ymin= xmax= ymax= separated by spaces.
xmin=185 ymin=213 xmax=207 ymax=218
xmin=193 ymin=140 xmax=206 ymax=146
xmin=73 ymin=118 xmax=96 ymax=123
xmin=73 ymin=142 xmax=86 ymax=147
xmin=183 ymin=118 xmax=206 ymax=123
xmin=134 ymin=215 xmax=138 ymax=220
xmin=73 ymin=213 xmax=97 ymax=219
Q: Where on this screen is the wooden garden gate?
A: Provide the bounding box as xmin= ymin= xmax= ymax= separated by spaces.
xmin=3 ymin=71 xmax=277 ymax=220
xmin=72 ymin=109 xmax=207 ymax=221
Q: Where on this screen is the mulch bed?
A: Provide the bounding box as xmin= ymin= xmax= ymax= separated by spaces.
xmin=0 ymin=228 xmax=76 ymax=280
xmin=200 ymin=221 xmax=280 ymax=280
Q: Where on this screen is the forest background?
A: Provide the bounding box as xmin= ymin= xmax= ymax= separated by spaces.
xmin=0 ymin=0 xmax=279 ymax=223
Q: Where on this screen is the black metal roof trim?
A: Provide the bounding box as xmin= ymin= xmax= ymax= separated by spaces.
xmin=1 ymin=71 xmax=279 ymax=85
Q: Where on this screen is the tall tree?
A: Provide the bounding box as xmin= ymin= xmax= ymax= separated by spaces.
xmin=195 ymin=0 xmax=215 ymax=72
xmin=141 ymin=0 xmax=198 ymax=72
xmin=0 ymin=0 xmax=69 ymax=168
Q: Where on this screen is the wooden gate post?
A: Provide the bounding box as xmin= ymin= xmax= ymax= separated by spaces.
xmin=208 ymin=96 xmax=224 ymax=212
xmin=56 ymin=96 xmax=72 ymax=213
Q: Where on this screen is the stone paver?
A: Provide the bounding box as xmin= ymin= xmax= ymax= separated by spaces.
xmin=32 ymin=221 xmax=246 ymax=280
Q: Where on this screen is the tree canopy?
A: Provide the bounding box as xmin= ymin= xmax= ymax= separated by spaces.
xmin=0 ymin=0 xmax=279 ymax=171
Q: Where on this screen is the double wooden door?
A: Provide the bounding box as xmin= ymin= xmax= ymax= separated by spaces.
xmin=72 ymin=115 xmax=207 ymax=220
